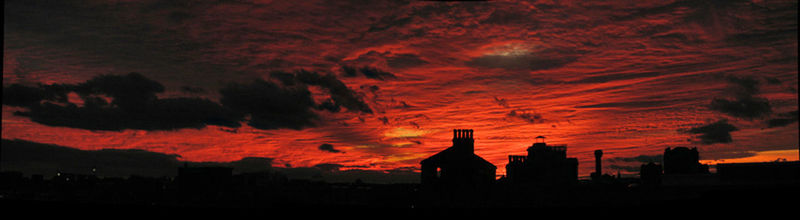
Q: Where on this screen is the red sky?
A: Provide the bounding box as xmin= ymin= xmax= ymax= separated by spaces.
xmin=3 ymin=0 xmax=798 ymax=181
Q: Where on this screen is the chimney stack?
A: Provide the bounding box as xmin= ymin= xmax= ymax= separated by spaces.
xmin=594 ymin=150 xmax=603 ymax=177
xmin=452 ymin=129 xmax=475 ymax=154
xmin=452 ymin=129 xmax=474 ymax=140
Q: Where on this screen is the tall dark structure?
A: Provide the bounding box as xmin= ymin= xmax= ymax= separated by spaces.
xmin=593 ymin=150 xmax=603 ymax=178
xmin=420 ymin=129 xmax=496 ymax=192
xmin=591 ymin=149 xmax=616 ymax=183
xmin=663 ymin=147 xmax=709 ymax=174
xmin=505 ymin=136 xmax=578 ymax=186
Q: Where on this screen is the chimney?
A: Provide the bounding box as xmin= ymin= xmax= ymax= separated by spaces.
xmin=452 ymin=129 xmax=460 ymax=146
xmin=594 ymin=150 xmax=603 ymax=177
xmin=453 ymin=129 xmax=475 ymax=154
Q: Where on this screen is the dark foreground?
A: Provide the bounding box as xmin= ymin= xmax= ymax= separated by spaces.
xmin=2 ymin=178 xmax=797 ymax=215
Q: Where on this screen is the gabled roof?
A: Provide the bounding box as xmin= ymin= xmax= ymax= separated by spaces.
xmin=421 ymin=146 xmax=496 ymax=169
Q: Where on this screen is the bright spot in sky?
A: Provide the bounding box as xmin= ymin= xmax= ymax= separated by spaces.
xmin=486 ymin=43 xmax=533 ymax=56
xmin=384 ymin=128 xmax=429 ymax=138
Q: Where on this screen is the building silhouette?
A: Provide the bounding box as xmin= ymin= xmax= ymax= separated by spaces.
xmin=3 ymin=137 xmax=800 ymax=208
xmin=420 ymin=129 xmax=496 ymax=192
xmin=717 ymin=161 xmax=800 ymax=183
xmin=660 ymin=147 xmax=717 ymax=186
xmin=640 ymin=162 xmax=663 ymax=186
xmin=505 ymin=136 xmax=578 ymax=186
xmin=663 ymin=147 xmax=709 ymax=174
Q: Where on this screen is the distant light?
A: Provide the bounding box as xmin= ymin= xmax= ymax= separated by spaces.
xmin=487 ymin=43 xmax=532 ymax=57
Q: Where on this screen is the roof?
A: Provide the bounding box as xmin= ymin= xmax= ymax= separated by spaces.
xmin=421 ymin=146 xmax=497 ymax=169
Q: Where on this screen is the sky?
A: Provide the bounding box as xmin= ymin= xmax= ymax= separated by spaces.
xmin=3 ymin=0 xmax=798 ymax=182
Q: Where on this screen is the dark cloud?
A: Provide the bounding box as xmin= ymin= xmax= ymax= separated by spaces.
xmin=481 ymin=7 xmax=535 ymax=25
xmin=75 ymin=73 xmax=165 ymax=110
xmin=220 ymin=78 xmax=317 ymax=130
xmin=367 ymin=15 xmax=413 ymax=33
xmin=291 ymin=70 xmax=373 ymax=113
xmin=358 ymin=66 xmax=397 ymax=80
xmin=343 ymin=50 xmax=426 ymax=70
xmin=767 ymin=118 xmax=796 ymax=128
xmin=767 ymin=110 xmax=799 ymax=128
xmin=6 ymin=73 xmax=241 ymax=131
xmin=409 ymin=121 xmax=420 ymax=129
xmin=268 ymin=71 xmax=298 ymax=86
xmin=341 ymin=65 xmax=358 ymax=77
xmin=726 ymin=75 xmax=761 ymax=97
xmin=21 ymin=96 xmax=240 ymax=130
xmin=221 ymin=70 xmax=373 ymax=129
xmin=5 ymin=71 xmax=371 ymax=131
xmin=363 ymin=85 xmax=380 ymax=93
xmin=2 ymin=83 xmax=70 ymax=107
xmin=507 ymin=110 xmax=544 ymax=124
xmin=398 ymin=101 xmax=413 ymax=109
xmin=709 ymin=75 xmax=773 ymax=119
xmin=710 ymin=96 xmax=772 ymax=119
xmin=494 ymin=96 xmax=509 ymax=108
xmin=316 ymin=99 xmax=342 ymax=112
xmin=339 ymin=65 xmax=396 ymax=81
xmin=358 ymin=68 xmax=395 ymax=81
xmin=318 ymin=143 xmax=344 ymax=153
xmin=684 ymin=119 xmax=739 ymax=145
xmin=764 ymin=76 xmax=782 ymax=85
xmin=378 ymin=116 xmax=390 ymax=125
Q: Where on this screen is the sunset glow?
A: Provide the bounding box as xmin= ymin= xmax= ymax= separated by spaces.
xmin=3 ymin=0 xmax=797 ymax=182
